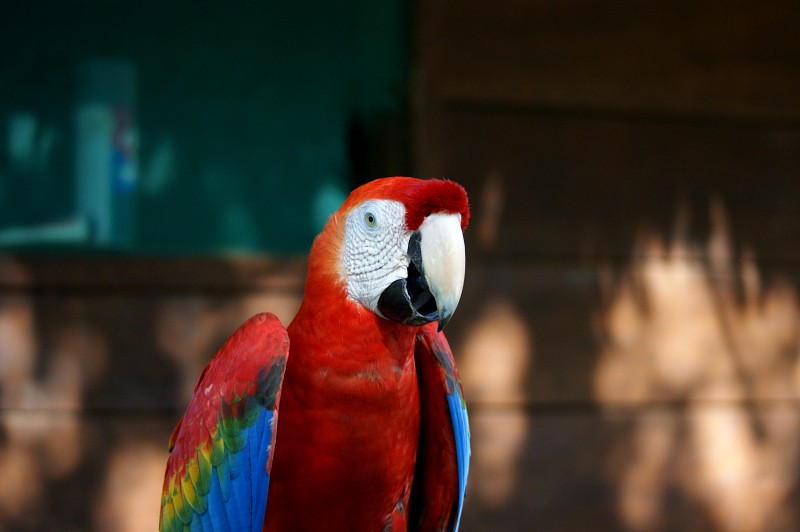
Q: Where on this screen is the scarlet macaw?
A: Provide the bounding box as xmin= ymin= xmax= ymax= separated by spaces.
xmin=160 ymin=177 xmax=470 ymax=531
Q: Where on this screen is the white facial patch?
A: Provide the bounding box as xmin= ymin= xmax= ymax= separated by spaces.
xmin=342 ymin=199 xmax=410 ymax=312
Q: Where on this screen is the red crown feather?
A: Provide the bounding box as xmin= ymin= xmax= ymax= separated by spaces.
xmin=342 ymin=177 xmax=470 ymax=232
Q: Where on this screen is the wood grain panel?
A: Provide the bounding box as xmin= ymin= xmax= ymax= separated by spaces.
xmin=463 ymin=404 xmax=800 ymax=531
xmin=417 ymin=0 xmax=800 ymax=121
xmin=448 ymin=262 xmax=800 ymax=407
xmin=438 ymin=109 xmax=800 ymax=260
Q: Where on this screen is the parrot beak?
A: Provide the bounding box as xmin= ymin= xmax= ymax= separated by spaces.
xmin=418 ymin=212 xmax=466 ymax=331
xmin=378 ymin=213 xmax=465 ymax=331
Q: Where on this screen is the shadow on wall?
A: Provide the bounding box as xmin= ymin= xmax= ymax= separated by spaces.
xmin=0 ymin=258 xmax=301 ymax=531
xmin=451 ymin=172 xmax=800 ymax=530
xmin=595 ymin=198 xmax=800 ymax=531
xmin=0 ymin=261 xmax=107 ymax=527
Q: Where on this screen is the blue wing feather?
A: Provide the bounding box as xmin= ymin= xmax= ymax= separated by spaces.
xmin=250 ymin=410 xmax=273 ymax=530
xmin=206 ymin=465 xmax=232 ymax=532
xmin=447 ymin=391 xmax=471 ymax=531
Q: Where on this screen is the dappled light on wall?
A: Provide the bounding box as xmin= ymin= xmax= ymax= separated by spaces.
xmin=0 ymin=255 xmax=305 ymax=529
xmin=94 ymin=441 xmax=166 ymax=532
xmin=460 ymin=298 xmax=532 ymax=507
xmin=594 ymin=199 xmax=800 ymax=530
xmin=0 ymin=258 xmax=105 ymax=524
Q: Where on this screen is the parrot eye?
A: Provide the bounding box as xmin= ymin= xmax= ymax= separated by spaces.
xmin=364 ymin=211 xmax=378 ymax=228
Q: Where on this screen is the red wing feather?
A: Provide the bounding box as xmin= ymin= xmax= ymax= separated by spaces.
xmin=160 ymin=313 xmax=289 ymax=532
xmin=411 ymin=323 xmax=470 ymax=531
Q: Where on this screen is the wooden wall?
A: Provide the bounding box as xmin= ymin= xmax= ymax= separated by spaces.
xmin=0 ymin=257 xmax=306 ymax=530
xmin=413 ymin=1 xmax=800 ymax=530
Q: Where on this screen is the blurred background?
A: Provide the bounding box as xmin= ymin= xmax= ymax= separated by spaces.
xmin=1 ymin=1 xmax=800 ymax=530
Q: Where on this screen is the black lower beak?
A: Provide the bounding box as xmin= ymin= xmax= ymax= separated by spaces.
xmin=377 ymin=233 xmax=439 ymax=326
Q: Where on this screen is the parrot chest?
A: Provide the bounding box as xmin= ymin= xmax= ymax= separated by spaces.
xmin=265 ymin=343 xmax=421 ymax=531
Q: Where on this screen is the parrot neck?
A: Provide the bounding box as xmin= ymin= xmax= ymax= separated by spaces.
xmin=290 ymin=216 xmax=419 ymax=366
xmin=290 ymin=281 xmax=418 ymax=367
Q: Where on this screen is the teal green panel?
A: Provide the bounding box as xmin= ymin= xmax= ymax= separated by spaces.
xmin=0 ymin=1 xmax=408 ymax=254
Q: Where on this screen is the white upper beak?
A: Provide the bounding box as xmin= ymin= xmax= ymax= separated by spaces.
xmin=418 ymin=212 xmax=466 ymax=330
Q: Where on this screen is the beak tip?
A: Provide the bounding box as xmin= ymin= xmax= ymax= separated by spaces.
xmin=437 ymin=310 xmax=453 ymax=332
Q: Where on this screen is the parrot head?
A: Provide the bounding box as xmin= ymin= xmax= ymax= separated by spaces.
xmin=308 ymin=177 xmax=469 ymax=331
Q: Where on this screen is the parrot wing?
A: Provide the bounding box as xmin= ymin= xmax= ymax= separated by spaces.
xmin=160 ymin=313 xmax=289 ymax=532
xmin=412 ymin=323 xmax=471 ymax=532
